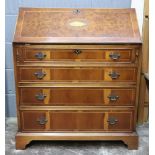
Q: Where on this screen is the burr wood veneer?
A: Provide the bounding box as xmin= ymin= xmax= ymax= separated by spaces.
xmin=13 ymin=8 xmax=141 ymax=150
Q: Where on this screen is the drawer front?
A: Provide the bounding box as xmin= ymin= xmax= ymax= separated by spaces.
xmin=50 ymin=111 xmax=133 ymax=131
xmin=21 ymin=110 xmax=133 ymax=131
xmin=19 ymin=48 xmax=135 ymax=63
xmin=21 ymin=111 xmax=47 ymax=131
xmin=20 ymin=88 xmax=136 ymax=106
xmin=18 ymin=67 xmax=137 ymax=82
xmin=50 ymin=112 xmax=105 ymax=130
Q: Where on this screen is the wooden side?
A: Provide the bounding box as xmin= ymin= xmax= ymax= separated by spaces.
xmin=138 ymin=75 xmax=148 ymax=123
xmin=144 ymin=0 xmax=149 ymax=16
xmin=13 ymin=46 xmax=21 ymax=131
xmin=138 ymin=0 xmax=149 ymax=124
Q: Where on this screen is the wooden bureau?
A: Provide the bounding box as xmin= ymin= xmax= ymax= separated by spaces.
xmin=13 ymin=8 xmax=141 ymax=150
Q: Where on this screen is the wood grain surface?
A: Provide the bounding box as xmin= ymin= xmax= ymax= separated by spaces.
xmin=13 ymin=8 xmax=141 ymax=44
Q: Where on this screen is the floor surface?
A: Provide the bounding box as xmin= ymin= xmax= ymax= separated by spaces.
xmin=5 ymin=117 xmax=149 ymax=155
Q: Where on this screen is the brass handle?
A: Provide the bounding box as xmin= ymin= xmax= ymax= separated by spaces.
xmin=109 ymin=53 xmax=120 ymax=60
xmin=74 ymin=49 xmax=82 ymax=55
xmin=35 ymin=93 xmax=47 ymax=101
xmin=35 ymin=52 xmax=46 ymax=60
xmin=108 ymin=95 xmax=119 ymax=101
xmin=107 ymin=117 xmax=118 ymax=125
xmin=36 ymin=117 xmax=48 ymax=125
xmin=34 ymin=71 xmax=46 ymax=79
xmin=109 ymin=72 xmax=120 ymax=79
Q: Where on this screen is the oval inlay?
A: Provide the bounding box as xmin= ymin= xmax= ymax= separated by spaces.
xmin=69 ymin=20 xmax=87 ymax=27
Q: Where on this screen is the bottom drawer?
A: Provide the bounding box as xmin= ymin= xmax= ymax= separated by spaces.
xmin=21 ymin=110 xmax=134 ymax=132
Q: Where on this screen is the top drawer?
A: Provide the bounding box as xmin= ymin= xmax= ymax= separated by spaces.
xmin=16 ymin=47 xmax=136 ymax=63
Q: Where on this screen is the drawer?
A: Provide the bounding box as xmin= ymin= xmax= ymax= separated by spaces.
xmin=20 ymin=110 xmax=133 ymax=131
xmin=18 ymin=67 xmax=137 ymax=82
xmin=18 ymin=48 xmax=136 ymax=63
xmin=20 ymin=88 xmax=136 ymax=106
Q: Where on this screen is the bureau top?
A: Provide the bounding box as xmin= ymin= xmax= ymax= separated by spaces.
xmin=13 ymin=8 xmax=141 ymax=44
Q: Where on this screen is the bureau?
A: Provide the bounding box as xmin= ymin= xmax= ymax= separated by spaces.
xmin=13 ymin=8 xmax=141 ymax=150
